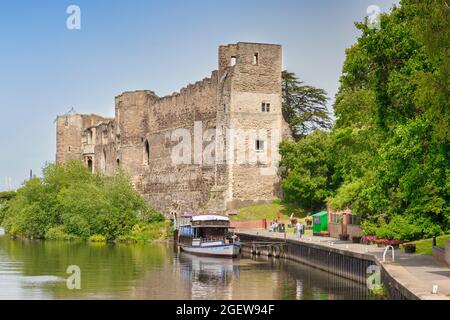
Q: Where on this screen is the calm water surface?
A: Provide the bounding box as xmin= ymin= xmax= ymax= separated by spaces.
xmin=0 ymin=231 xmax=372 ymax=300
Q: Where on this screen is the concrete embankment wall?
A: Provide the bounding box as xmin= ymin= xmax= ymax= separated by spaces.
xmin=432 ymin=242 xmax=450 ymax=267
xmin=238 ymin=232 xmax=418 ymax=300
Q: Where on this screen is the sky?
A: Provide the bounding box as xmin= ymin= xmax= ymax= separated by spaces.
xmin=0 ymin=0 xmax=399 ymax=189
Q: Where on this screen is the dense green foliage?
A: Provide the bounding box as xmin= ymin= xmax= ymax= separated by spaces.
xmin=0 ymin=191 xmax=16 ymax=223
xmin=282 ymin=70 xmax=332 ymax=139
xmin=116 ymin=221 xmax=173 ymax=243
xmin=280 ymin=131 xmax=336 ymax=213
xmin=280 ymin=0 xmax=449 ymax=240
xmin=0 ymin=191 xmax=16 ymax=203
xmin=0 ymin=161 xmax=165 ymax=241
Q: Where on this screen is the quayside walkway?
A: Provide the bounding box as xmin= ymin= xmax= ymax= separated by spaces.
xmin=236 ymin=229 xmax=450 ymax=300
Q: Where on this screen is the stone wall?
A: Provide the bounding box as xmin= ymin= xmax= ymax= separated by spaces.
xmin=432 ymin=241 xmax=450 ymax=267
xmin=447 ymin=242 xmax=450 ymax=266
xmin=56 ymin=114 xmax=112 ymax=164
xmin=56 ymin=42 xmax=286 ymax=214
xmin=230 ymin=219 xmax=290 ymax=230
xmin=138 ymin=73 xmax=220 ymax=213
xmin=446 ymin=242 xmax=450 ymax=267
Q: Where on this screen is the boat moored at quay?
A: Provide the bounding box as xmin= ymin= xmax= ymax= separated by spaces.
xmin=175 ymin=214 xmax=240 ymax=258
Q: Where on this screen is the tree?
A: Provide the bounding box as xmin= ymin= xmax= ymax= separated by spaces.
xmin=0 ymin=191 xmax=16 ymax=204
xmin=404 ymin=0 xmax=450 ymax=142
xmin=282 ymin=71 xmax=332 ymax=139
xmin=279 ymin=131 xmax=336 ymax=213
xmin=0 ymin=191 xmax=16 ymax=226
xmin=279 ymin=1 xmax=449 ymax=240
xmin=329 ymin=1 xmax=450 ymax=238
xmin=0 ymin=161 xmax=164 ymax=240
xmin=352 ymin=117 xmax=449 ymax=237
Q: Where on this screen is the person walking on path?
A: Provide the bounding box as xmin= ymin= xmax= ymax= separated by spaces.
xmin=296 ymin=222 xmax=304 ymax=240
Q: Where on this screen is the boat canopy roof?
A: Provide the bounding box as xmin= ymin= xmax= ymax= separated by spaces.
xmin=191 ymin=215 xmax=229 ymax=222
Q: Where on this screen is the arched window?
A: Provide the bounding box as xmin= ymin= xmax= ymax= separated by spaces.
xmin=87 ymin=129 xmax=93 ymax=144
xmin=87 ymin=159 xmax=93 ymax=173
xmin=116 ymin=158 xmax=120 ymax=167
xmin=144 ymin=140 xmax=150 ymax=165
xmin=101 ymin=149 xmax=107 ymax=173
xmin=230 ymin=56 xmax=237 ymax=66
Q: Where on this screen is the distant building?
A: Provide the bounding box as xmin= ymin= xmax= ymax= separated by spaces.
xmin=327 ymin=208 xmax=362 ymax=240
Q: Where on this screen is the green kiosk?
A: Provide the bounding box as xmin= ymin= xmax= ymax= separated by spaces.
xmin=312 ymin=211 xmax=328 ymax=236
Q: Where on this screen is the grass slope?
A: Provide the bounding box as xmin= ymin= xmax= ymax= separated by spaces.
xmin=409 ymin=234 xmax=450 ymax=255
xmin=230 ymin=200 xmax=307 ymax=221
xmin=230 ymin=200 xmax=315 ymax=235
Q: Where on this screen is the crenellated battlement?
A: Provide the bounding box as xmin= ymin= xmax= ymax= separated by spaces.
xmin=156 ymin=70 xmax=219 ymax=105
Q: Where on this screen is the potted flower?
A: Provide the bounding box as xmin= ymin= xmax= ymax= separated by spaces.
xmin=339 ymin=234 xmax=349 ymax=241
xmin=362 ymin=236 xmax=376 ymax=245
xmin=403 ymin=243 xmax=416 ymax=254
xmin=352 ymin=236 xmax=362 ymax=244
xmin=375 ymin=238 xmax=387 ymax=247
xmin=387 ymin=239 xmax=401 ymax=249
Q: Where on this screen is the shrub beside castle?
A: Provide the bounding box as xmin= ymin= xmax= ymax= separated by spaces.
xmin=0 ymin=161 xmax=170 ymax=242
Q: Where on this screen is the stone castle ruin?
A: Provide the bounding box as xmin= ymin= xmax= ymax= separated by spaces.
xmin=56 ymin=42 xmax=288 ymax=214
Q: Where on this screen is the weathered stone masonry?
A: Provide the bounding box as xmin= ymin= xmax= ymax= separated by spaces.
xmin=56 ymin=42 xmax=288 ymax=214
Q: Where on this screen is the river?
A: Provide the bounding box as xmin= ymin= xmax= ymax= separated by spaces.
xmin=0 ymin=231 xmax=373 ymax=300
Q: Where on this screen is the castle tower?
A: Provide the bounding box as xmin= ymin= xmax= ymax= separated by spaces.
xmin=55 ymin=114 xmax=85 ymax=163
xmin=115 ymin=90 xmax=158 ymax=187
xmin=217 ymin=42 xmax=283 ymax=210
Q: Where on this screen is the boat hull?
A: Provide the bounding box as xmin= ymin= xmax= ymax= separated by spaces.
xmin=180 ymin=244 xmax=240 ymax=258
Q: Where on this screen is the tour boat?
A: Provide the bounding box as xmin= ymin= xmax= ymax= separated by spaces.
xmin=176 ymin=214 xmax=240 ymax=258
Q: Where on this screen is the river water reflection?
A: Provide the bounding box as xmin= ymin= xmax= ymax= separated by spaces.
xmin=0 ymin=233 xmax=372 ymax=300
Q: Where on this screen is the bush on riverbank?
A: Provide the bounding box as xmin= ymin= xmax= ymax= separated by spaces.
xmin=45 ymin=225 xmax=80 ymax=241
xmin=0 ymin=191 xmax=16 ymax=204
xmin=116 ymin=221 xmax=173 ymax=243
xmin=89 ymin=234 xmax=107 ymax=243
xmin=0 ymin=161 xmax=166 ymax=241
